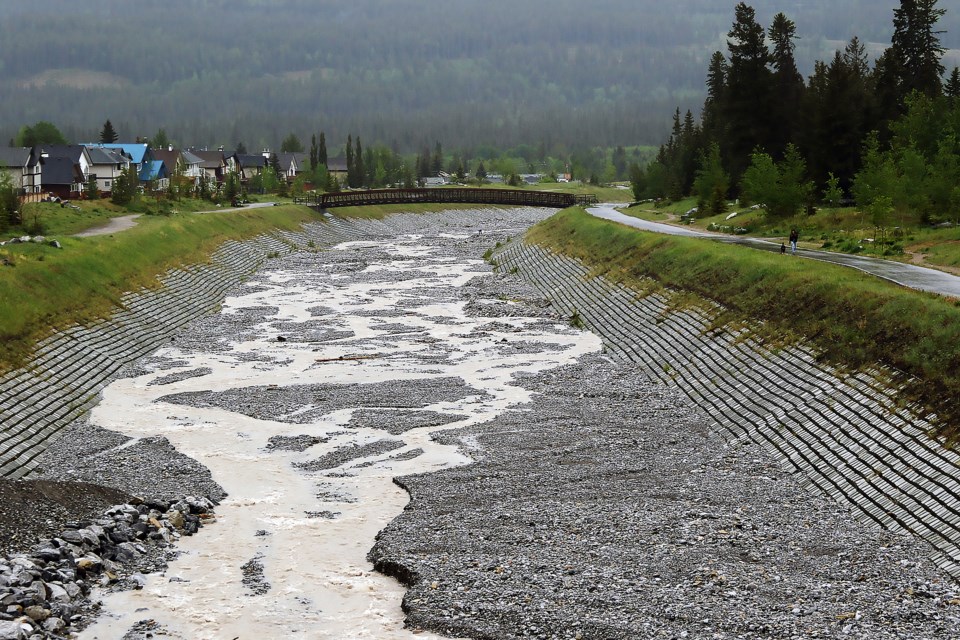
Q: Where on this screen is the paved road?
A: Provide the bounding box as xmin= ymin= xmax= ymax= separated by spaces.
xmin=587 ymin=204 xmax=960 ymax=298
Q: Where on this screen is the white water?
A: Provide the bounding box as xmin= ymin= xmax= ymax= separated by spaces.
xmin=79 ymin=233 xmax=600 ymax=639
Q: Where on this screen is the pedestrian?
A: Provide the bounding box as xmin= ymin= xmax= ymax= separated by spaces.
xmin=789 ymin=228 xmax=799 ymax=254
xmin=780 ymin=242 xmax=786 ymax=254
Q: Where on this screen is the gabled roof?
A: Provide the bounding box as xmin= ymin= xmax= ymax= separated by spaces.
xmin=85 ymin=146 xmax=128 ymax=166
xmin=0 ymin=147 xmax=31 ymax=168
xmin=81 ymin=143 xmax=150 ymax=165
xmin=181 ymin=150 xmax=203 ymax=166
xmin=276 ymin=153 xmax=299 ymax=172
xmin=139 ymin=160 xmax=168 ymax=181
xmin=152 ymin=149 xmax=182 ymax=173
xmin=327 ymin=157 xmax=348 ymax=172
xmin=41 ymin=145 xmax=86 ymax=162
xmin=235 ymin=154 xmax=266 ymax=169
xmin=40 ymin=156 xmax=82 ymax=185
xmin=192 ymin=150 xmax=225 ymax=169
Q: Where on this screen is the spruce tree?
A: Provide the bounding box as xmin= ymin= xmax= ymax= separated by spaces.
xmin=891 ymin=0 xmax=946 ymax=98
xmin=723 ymin=2 xmax=774 ymax=181
xmin=946 ymin=67 xmax=960 ymax=99
xmin=767 ymin=13 xmax=804 ymax=158
xmin=99 ymin=119 xmax=118 ymax=144
xmin=318 ymin=132 xmax=327 ymax=166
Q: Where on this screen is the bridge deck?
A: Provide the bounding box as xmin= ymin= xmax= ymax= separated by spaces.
xmin=302 ymin=188 xmax=597 ymax=210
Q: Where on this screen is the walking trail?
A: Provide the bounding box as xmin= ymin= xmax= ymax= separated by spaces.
xmin=588 ymin=204 xmax=960 ymax=298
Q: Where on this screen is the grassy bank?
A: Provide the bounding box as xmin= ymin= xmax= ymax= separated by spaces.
xmin=526 ymin=207 xmax=960 ymax=440
xmin=0 ymin=204 xmax=317 ymax=371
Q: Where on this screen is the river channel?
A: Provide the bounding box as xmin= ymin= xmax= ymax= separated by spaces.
xmin=77 ymin=214 xmax=599 ymax=638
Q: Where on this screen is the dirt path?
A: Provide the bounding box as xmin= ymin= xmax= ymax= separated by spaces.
xmin=73 ymin=214 xmax=141 ymax=237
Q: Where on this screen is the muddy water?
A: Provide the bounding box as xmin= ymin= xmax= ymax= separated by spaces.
xmin=79 ymin=232 xmax=600 ymax=639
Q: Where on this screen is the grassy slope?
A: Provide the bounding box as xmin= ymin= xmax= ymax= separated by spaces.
xmin=0 ymin=204 xmax=317 ymax=370
xmin=526 ymin=208 xmax=960 ymax=440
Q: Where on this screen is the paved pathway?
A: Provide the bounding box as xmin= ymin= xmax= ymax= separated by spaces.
xmin=73 ymin=214 xmax=142 ymax=238
xmin=587 ymin=204 xmax=960 ymax=298
xmin=72 ymin=202 xmax=279 ymax=238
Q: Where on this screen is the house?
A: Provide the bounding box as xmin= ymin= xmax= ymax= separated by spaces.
xmin=276 ymin=152 xmax=302 ymax=182
xmin=191 ymin=150 xmax=227 ymax=187
xmin=230 ymin=153 xmax=266 ymax=182
xmin=326 ymin=157 xmax=348 ymax=182
xmin=36 ymin=146 xmax=88 ymax=197
xmin=422 ymin=176 xmax=446 ymax=187
xmin=151 ymin=148 xmax=183 ymax=178
xmin=0 ymin=147 xmax=34 ymax=193
xmin=179 ymin=150 xmax=204 ymax=184
xmin=139 ymin=160 xmax=169 ymax=190
xmin=39 ymin=156 xmax=84 ymax=199
xmin=84 ymin=146 xmax=130 ymax=194
xmin=80 ymin=143 xmax=153 ymax=181
xmin=521 ymin=173 xmax=543 ymax=185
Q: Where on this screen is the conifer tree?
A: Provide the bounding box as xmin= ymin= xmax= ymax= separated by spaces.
xmin=99 ymin=119 xmax=118 ymax=144
xmin=767 ymin=13 xmax=804 ymax=158
xmin=309 ymin=134 xmax=319 ymax=170
xmin=723 ymin=2 xmax=773 ymax=181
xmin=318 ymin=132 xmax=327 ymax=166
xmin=354 ymin=137 xmax=364 ymax=188
xmin=891 ymin=0 xmax=946 ymax=99
xmin=345 ymin=135 xmax=354 ymax=187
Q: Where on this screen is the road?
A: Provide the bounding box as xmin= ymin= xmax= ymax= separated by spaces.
xmin=587 ymin=204 xmax=960 ymax=298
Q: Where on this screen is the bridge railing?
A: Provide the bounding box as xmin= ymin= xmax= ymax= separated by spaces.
xmin=302 ymin=188 xmax=593 ymax=210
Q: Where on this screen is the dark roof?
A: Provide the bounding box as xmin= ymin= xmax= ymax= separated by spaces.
xmin=40 ymin=156 xmax=82 ymax=185
xmin=40 ymin=145 xmax=85 ymax=162
xmin=85 ymin=147 xmax=127 ymax=166
xmin=276 ymin=153 xmax=298 ymax=172
xmin=152 ymin=149 xmax=182 ymax=173
xmin=0 ymin=147 xmax=31 ymax=168
xmin=191 ymin=150 xmax=225 ymax=169
xmin=236 ymin=154 xmax=266 ymax=169
xmin=327 ymin=157 xmax=348 ymax=172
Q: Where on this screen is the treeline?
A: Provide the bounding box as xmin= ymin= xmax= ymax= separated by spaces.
xmin=635 ymin=0 xmax=960 ymax=225
xmin=3 ymin=0 xmax=959 ymax=154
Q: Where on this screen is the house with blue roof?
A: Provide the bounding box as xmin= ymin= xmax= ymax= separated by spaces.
xmin=79 ymin=143 xmax=153 ymax=183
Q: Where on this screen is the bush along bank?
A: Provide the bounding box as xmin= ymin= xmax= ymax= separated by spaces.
xmin=526 ymin=207 xmax=960 ymax=442
xmin=0 ymin=495 xmax=215 ymax=638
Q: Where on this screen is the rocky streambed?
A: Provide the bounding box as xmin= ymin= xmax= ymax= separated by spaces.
xmin=0 ymin=208 xmax=957 ymax=639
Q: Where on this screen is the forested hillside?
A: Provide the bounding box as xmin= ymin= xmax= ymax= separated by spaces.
xmin=1 ymin=0 xmax=957 ymax=153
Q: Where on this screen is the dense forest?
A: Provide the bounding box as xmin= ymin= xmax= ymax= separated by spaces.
xmin=637 ymin=0 xmax=960 ymax=226
xmin=1 ymin=0 xmax=959 ymax=154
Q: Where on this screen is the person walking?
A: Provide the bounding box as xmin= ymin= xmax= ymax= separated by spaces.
xmin=789 ymin=228 xmax=799 ymax=254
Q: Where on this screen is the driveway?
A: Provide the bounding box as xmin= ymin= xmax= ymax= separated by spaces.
xmin=73 ymin=214 xmax=142 ymax=237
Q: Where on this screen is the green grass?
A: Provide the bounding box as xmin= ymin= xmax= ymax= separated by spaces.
xmin=527 ymin=207 xmax=960 ymax=442
xmin=0 ymin=204 xmax=317 ymax=371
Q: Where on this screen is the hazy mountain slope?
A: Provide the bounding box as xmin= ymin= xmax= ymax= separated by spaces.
xmin=0 ymin=0 xmax=955 ymax=151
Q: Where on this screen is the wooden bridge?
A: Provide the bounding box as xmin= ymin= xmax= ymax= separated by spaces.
xmin=301 ymin=188 xmax=598 ymax=210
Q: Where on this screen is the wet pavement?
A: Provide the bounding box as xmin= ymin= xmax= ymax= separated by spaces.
xmin=587 ymin=205 xmax=960 ymax=298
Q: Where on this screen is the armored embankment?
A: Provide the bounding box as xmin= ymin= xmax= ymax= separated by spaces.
xmin=494 ymin=239 xmax=960 ymax=580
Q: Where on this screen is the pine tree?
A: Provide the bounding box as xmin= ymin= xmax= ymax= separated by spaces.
xmin=431 ymin=141 xmax=443 ymax=175
xmin=345 ymin=135 xmax=354 ymax=187
xmin=99 ymin=119 xmax=118 ymax=144
xmin=891 ymin=0 xmax=946 ymax=98
xmin=767 ymin=13 xmax=804 ymax=158
xmin=318 ymin=132 xmax=327 ymax=166
xmin=280 ymin=133 xmax=304 ymax=153
xmin=354 ymin=137 xmax=364 ymax=188
xmin=946 ymin=67 xmax=960 ymax=99
xmin=702 ymin=51 xmax=729 ymax=143
xmin=723 ymin=2 xmax=774 ymax=181
xmin=309 ymin=134 xmax=319 ymax=170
